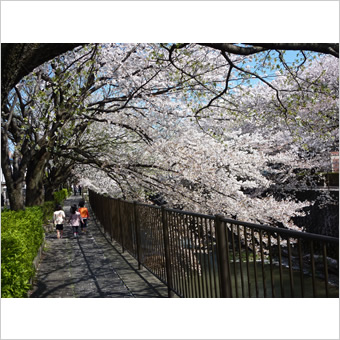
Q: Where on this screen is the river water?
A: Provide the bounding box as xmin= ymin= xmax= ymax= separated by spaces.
xmin=172 ymin=254 xmax=339 ymax=298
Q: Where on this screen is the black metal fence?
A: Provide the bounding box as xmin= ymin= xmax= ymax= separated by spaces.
xmin=89 ymin=190 xmax=339 ymax=298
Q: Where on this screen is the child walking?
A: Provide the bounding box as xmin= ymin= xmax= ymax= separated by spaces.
xmin=69 ymin=204 xmax=83 ymax=238
xmin=78 ymin=200 xmax=90 ymax=233
xmin=53 ymin=204 xmax=66 ymax=239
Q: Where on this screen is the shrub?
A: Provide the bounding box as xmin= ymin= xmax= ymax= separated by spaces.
xmin=41 ymin=201 xmax=55 ymax=224
xmin=1 ymin=207 xmax=44 ymax=298
xmin=53 ymin=188 xmax=69 ymax=205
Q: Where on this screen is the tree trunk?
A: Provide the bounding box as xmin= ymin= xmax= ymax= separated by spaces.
xmin=43 ymin=160 xmax=74 ymax=202
xmin=25 ymin=152 xmax=50 ymax=207
xmin=1 ymin=133 xmax=26 ymax=210
xmin=1 ymin=162 xmax=25 ymax=211
xmin=1 ymin=155 xmax=25 ymax=210
xmin=25 ymin=172 xmax=45 ymax=207
xmin=7 ymin=182 xmax=25 ymax=211
xmin=44 ymin=185 xmax=54 ymax=202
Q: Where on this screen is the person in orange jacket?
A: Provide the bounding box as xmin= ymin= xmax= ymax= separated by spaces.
xmin=78 ymin=200 xmax=90 ymax=233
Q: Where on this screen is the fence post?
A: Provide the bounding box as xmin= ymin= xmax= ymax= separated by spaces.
xmin=215 ymin=214 xmax=232 ymax=298
xmin=109 ymin=198 xmax=113 ymax=242
xmin=118 ymin=198 xmax=124 ymax=253
xmin=162 ymin=206 xmax=174 ymax=298
xmin=133 ymin=201 xmax=142 ymax=270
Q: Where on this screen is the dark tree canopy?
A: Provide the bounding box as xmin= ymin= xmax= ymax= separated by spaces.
xmin=1 ymin=43 xmax=83 ymax=105
xmin=199 ymin=43 xmax=339 ymax=58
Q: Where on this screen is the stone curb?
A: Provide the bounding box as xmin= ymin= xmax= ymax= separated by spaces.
xmin=27 ymin=220 xmax=54 ymax=295
xmin=28 ymin=234 xmax=46 ymax=292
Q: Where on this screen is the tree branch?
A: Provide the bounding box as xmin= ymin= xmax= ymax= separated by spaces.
xmin=198 ymin=43 xmax=339 ymax=58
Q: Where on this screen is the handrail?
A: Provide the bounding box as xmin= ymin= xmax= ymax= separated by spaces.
xmin=88 ymin=189 xmax=339 ymax=298
xmin=219 ymin=217 xmax=339 ymax=244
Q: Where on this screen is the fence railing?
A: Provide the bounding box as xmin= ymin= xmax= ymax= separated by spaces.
xmin=89 ymin=189 xmax=339 ymax=298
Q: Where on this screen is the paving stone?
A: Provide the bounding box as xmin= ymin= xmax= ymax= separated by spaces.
xmin=29 ymin=196 xmax=167 ymax=298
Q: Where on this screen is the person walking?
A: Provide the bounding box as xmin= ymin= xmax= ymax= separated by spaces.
xmin=53 ymin=204 xmax=66 ymax=239
xmin=78 ymin=200 xmax=89 ymax=233
xmin=69 ymin=204 xmax=83 ymax=238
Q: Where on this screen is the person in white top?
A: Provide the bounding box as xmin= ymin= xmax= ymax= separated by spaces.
xmin=53 ymin=204 xmax=66 ymax=239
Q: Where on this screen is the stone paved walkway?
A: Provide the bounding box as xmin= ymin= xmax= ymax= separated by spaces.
xmin=29 ymin=195 xmax=168 ymax=298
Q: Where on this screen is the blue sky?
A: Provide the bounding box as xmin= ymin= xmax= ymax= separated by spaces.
xmin=237 ymin=49 xmax=319 ymax=88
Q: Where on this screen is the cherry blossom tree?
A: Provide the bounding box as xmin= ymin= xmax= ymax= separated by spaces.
xmin=1 ymin=43 xmax=338 ymax=219
xmin=1 ymin=45 xmax=98 ymax=208
xmin=76 ymin=47 xmax=338 ymax=233
xmin=79 ymin=117 xmax=310 ymax=228
xmin=2 ymin=43 xmax=185 ymax=209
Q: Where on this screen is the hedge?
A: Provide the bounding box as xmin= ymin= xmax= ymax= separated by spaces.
xmin=1 ymin=188 xmax=69 ymax=297
xmin=1 ymin=207 xmax=45 ymax=298
xmin=53 ymin=188 xmax=69 ymax=205
xmin=41 ymin=201 xmax=55 ymax=224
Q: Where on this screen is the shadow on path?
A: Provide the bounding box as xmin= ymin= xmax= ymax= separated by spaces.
xmin=29 ymin=196 xmax=133 ymax=298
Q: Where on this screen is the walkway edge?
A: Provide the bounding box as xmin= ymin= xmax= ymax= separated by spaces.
xmin=87 ymin=200 xmax=169 ymax=298
xmin=28 ymin=234 xmax=46 ymax=293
